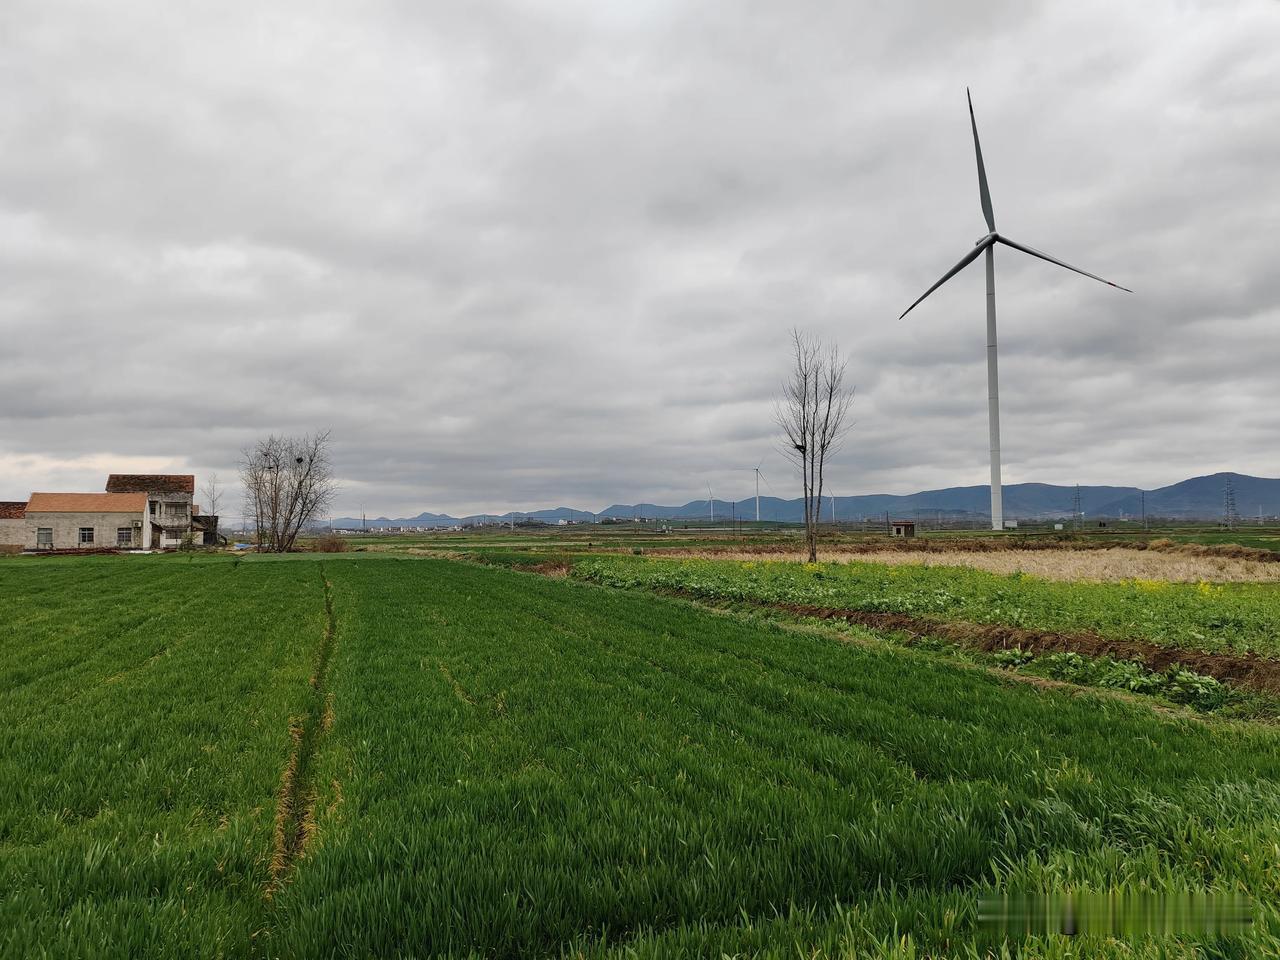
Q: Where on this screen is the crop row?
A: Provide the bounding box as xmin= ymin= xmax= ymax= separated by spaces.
xmin=0 ymin=557 xmax=326 ymax=958
xmin=272 ymin=558 xmax=1280 ymax=957
xmin=8 ymin=554 xmax=1280 ymax=957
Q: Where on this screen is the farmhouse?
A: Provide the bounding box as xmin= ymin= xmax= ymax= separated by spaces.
xmin=890 ymin=519 xmax=917 ymax=538
xmin=0 ymin=501 xmax=26 ymax=554
xmin=0 ymin=474 xmax=220 ymax=551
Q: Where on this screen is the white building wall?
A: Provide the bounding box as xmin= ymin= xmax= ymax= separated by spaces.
xmin=24 ymin=511 xmax=148 ymax=550
xmin=0 ymin=518 xmax=24 ymax=547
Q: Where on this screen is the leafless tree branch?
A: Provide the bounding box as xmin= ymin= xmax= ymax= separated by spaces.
xmin=199 ymin=473 xmax=222 ymax=535
xmin=239 ymin=431 xmax=337 ymax=552
xmin=775 ymin=329 xmax=854 ymax=562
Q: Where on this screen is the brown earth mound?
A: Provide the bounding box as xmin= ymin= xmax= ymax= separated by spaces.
xmin=530 ymin=561 xmax=571 ymax=577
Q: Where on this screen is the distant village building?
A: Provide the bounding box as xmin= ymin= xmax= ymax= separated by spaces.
xmin=0 ymin=474 xmax=220 ymax=552
xmin=890 ymin=520 xmax=916 ymax=538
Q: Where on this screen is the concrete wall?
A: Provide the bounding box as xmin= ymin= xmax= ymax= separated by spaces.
xmin=146 ymin=496 xmax=194 ymax=549
xmin=0 ymin=518 xmax=24 ymax=547
xmin=24 ymin=511 xmax=147 ymax=550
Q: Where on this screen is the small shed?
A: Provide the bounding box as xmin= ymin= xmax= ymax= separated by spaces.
xmin=890 ymin=520 xmax=916 ymax=538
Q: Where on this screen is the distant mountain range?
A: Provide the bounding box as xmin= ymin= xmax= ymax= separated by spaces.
xmin=324 ymin=472 xmax=1279 ymax=529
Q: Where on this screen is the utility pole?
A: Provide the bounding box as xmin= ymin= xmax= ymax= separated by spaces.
xmin=708 ymin=483 xmax=714 ymax=525
xmin=1072 ymin=485 xmax=1082 ymax=532
xmin=755 ymin=467 xmax=761 ymax=523
xmin=1141 ymin=490 xmax=1146 ymax=530
xmin=1224 ymin=476 xmax=1238 ymax=530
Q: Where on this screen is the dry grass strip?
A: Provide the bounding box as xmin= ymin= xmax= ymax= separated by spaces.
xmin=269 ymin=717 xmax=307 ymax=884
xmin=657 ymin=547 xmax=1280 ymax=583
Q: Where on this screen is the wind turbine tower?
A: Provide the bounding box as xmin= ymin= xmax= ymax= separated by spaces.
xmin=900 ymin=90 xmax=1132 ymax=531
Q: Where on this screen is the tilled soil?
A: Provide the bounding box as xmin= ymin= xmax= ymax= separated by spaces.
xmin=777 ymin=601 xmax=1280 ymax=694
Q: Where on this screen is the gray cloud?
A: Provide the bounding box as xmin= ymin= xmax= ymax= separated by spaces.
xmin=2 ymin=0 xmax=1278 ymax=516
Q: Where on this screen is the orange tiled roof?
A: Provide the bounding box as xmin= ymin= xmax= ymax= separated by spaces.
xmin=26 ymin=492 xmax=148 ymax=513
xmin=0 ymin=501 xmax=26 ymax=519
xmin=105 ymin=474 xmax=195 ymax=495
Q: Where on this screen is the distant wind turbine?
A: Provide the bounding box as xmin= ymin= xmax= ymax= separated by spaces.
xmin=741 ymin=463 xmax=774 ymax=523
xmin=900 ymin=90 xmax=1131 ymax=531
xmin=745 ymin=463 xmax=764 ymax=522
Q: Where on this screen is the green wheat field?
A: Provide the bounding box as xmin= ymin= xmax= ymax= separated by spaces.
xmin=4 ymin=550 xmax=1280 ymax=958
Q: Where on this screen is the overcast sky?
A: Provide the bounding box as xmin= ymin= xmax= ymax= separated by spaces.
xmin=2 ymin=1 xmax=1278 ymax=517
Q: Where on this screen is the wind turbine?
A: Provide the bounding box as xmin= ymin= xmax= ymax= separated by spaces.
xmin=900 ymin=90 xmax=1131 ymax=531
xmin=740 ymin=463 xmax=772 ymax=523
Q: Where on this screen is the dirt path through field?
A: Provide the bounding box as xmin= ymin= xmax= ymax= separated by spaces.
xmin=269 ymin=566 xmax=338 ymax=890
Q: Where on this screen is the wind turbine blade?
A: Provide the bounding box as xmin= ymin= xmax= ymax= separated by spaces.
xmin=899 ymin=239 xmax=991 ymax=319
xmin=996 ymin=235 xmax=1133 ymax=293
xmin=968 ymin=88 xmax=995 ymax=233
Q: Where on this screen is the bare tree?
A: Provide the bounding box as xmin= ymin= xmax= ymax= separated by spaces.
xmin=776 ymin=329 xmax=854 ymax=562
xmin=239 ymin=431 xmax=337 ymax=553
xmin=200 ymin=472 xmax=223 ymax=534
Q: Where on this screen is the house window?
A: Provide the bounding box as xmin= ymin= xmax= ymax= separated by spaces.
xmin=79 ymin=527 xmax=95 ymax=545
xmin=37 ymin=527 xmax=52 ymax=546
xmin=117 ymin=527 xmax=133 ymax=546
xmin=150 ymin=501 xmax=158 ymax=516
xmin=164 ymin=502 xmax=186 ymax=517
